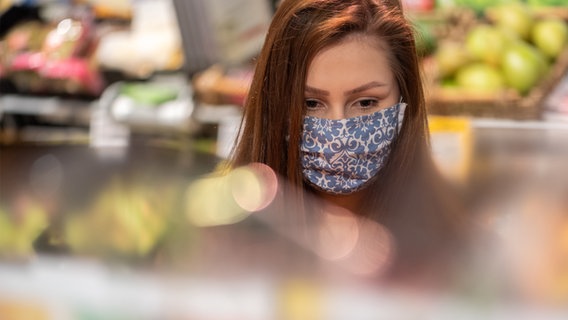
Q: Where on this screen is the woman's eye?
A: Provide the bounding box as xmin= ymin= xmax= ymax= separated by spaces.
xmin=354 ymin=99 xmax=379 ymax=109
xmin=305 ymin=99 xmax=322 ymax=110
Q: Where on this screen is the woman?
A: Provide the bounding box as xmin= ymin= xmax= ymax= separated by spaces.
xmin=230 ymin=0 xmax=469 ymax=284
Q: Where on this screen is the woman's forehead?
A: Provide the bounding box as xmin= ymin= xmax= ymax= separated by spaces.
xmin=306 ymin=34 xmax=396 ymax=89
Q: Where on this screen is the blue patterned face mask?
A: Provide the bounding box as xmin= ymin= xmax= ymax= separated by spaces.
xmin=301 ymin=102 xmax=406 ymax=195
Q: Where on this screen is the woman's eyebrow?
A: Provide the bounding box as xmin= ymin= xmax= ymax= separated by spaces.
xmin=305 ymin=81 xmax=388 ymax=97
xmin=305 ymin=86 xmax=329 ymax=96
xmin=344 ymin=81 xmax=387 ymax=96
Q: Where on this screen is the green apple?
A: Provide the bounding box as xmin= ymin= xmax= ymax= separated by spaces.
xmin=466 ymin=25 xmax=510 ymax=66
xmin=435 ymin=41 xmax=472 ymax=78
xmin=486 ymin=3 xmax=535 ymax=40
xmin=531 ymin=18 xmax=568 ymax=60
xmin=455 ymin=63 xmax=505 ymax=93
xmin=501 ymin=42 xmax=549 ymax=95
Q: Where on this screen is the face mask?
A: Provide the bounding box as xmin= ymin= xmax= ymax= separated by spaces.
xmin=301 ymin=102 xmax=406 ymax=195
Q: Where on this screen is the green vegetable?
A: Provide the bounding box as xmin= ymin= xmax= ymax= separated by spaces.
xmin=120 ymin=83 xmax=179 ymax=106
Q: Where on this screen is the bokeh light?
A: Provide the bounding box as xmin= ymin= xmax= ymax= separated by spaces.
xmin=310 ymin=204 xmax=395 ymax=277
xmin=314 ymin=205 xmax=360 ymax=261
xmin=336 ymin=219 xmax=395 ymax=277
xmin=229 ymin=162 xmax=278 ymax=213
xmin=185 ymin=173 xmax=249 ymax=227
xmin=185 ymin=163 xmax=279 ymax=227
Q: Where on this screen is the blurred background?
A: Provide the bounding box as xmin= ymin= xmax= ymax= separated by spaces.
xmin=1 ymin=0 xmax=568 ymax=319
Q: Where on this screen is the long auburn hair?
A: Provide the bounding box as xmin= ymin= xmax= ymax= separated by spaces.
xmin=231 ymin=0 xmax=430 ymax=214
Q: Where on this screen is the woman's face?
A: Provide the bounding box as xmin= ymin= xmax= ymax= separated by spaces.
xmin=304 ymin=34 xmax=400 ymax=119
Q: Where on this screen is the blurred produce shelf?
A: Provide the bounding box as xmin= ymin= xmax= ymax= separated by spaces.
xmin=1 ymin=118 xmax=568 ymax=318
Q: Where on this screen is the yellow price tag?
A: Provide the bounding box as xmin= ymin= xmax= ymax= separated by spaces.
xmin=279 ymin=278 xmax=323 ymax=320
xmin=428 ymin=116 xmax=473 ymax=184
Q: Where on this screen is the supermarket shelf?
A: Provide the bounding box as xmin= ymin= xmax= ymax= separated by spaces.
xmin=471 ymin=117 xmax=568 ymax=130
xmin=0 ymin=94 xmax=94 ymax=126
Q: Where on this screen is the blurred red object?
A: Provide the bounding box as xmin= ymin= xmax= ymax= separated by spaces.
xmin=402 ymin=0 xmax=435 ymax=12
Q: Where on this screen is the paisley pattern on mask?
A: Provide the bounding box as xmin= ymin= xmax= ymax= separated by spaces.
xmin=301 ymin=103 xmax=405 ymax=195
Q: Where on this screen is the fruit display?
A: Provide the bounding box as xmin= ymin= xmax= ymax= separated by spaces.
xmin=0 ymin=0 xmax=184 ymax=99
xmin=0 ymin=198 xmax=48 ymax=258
xmin=424 ymin=2 xmax=568 ymax=118
xmin=0 ymin=11 xmax=105 ymax=97
xmin=63 ymin=178 xmax=178 ymax=258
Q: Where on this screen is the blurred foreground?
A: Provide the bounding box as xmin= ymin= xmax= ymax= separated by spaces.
xmin=1 ymin=122 xmax=568 ymax=319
